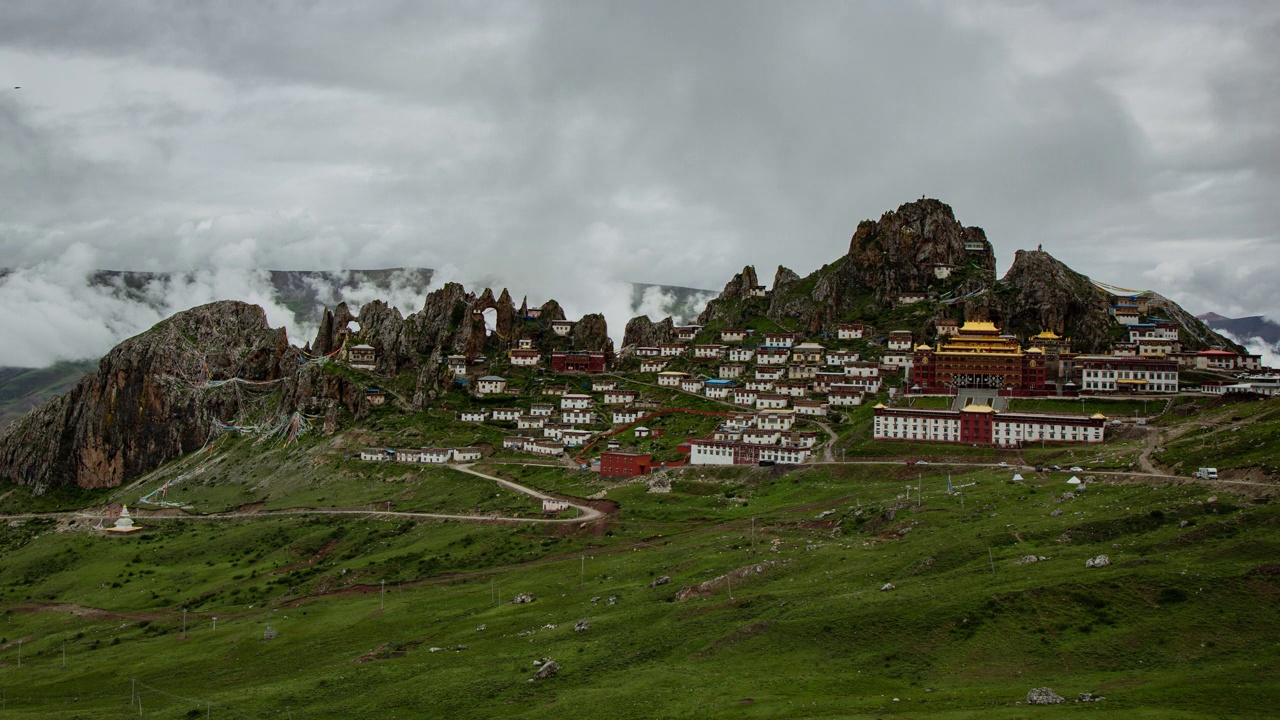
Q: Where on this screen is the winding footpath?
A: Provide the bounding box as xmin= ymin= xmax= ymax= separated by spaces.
xmin=0 ymin=464 xmax=603 ymax=527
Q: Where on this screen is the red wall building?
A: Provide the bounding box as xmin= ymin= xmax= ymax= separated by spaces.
xmin=551 ymin=351 xmax=608 ymax=373
xmin=600 ymin=452 xmax=652 ymax=477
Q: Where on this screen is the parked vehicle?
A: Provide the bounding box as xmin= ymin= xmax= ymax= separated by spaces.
xmin=1070 ymin=466 xmax=1084 ymax=472
xmin=1035 ymin=464 xmax=1044 ymax=472
xmin=1194 ymin=467 xmax=1219 ymax=480
xmin=997 ymin=462 xmax=1008 ymax=467
xmin=1049 ymin=465 xmax=1062 ymax=471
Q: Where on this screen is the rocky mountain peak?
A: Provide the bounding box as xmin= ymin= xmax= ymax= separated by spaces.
xmin=0 ymin=301 xmax=291 ymax=490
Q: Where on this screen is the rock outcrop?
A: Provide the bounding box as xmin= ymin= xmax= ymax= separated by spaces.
xmin=569 ymin=313 xmax=613 ymax=353
xmin=0 ymin=301 xmax=292 ymax=490
xmin=968 ymin=248 xmax=1115 ymax=353
xmin=1026 ymin=688 xmax=1065 ymax=705
xmin=696 ymin=265 xmax=763 ymax=325
xmin=622 ymin=316 xmax=675 ymax=348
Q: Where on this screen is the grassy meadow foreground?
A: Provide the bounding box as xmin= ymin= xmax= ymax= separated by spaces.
xmin=0 ymin=396 xmax=1278 ymax=718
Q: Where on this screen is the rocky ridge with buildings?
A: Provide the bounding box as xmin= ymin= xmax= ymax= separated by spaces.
xmin=0 ymin=197 xmax=1249 ymax=492
xmin=0 ymin=280 xmax=612 ymax=490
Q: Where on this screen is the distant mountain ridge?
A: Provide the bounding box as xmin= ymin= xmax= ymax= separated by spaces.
xmin=1198 ymin=313 xmax=1280 ymax=347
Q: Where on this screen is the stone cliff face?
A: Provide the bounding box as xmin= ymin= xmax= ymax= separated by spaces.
xmin=696 ymin=265 xmax=762 ymax=326
xmin=739 ymin=199 xmax=997 ymax=333
xmin=968 ymin=249 xmax=1115 ymax=352
xmin=622 ymin=316 xmax=675 ymax=347
xmin=839 ymin=199 xmax=995 ymax=303
xmin=0 ymin=301 xmax=292 ymax=490
xmin=569 ymin=313 xmax=613 ymax=353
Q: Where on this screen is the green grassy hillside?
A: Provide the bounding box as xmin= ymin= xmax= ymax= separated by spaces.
xmin=1 ymin=334 xmax=1277 ymax=719
xmin=1 ymin=396 xmax=1278 ymax=717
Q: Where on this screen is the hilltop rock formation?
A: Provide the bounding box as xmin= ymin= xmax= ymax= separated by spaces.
xmin=696 ymin=265 xmax=763 ymax=325
xmin=696 ymin=199 xmax=997 ymax=333
xmin=569 ymin=313 xmax=614 ymax=353
xmin=969 ymin=248 xmax=1116 ymax=353
xmin=838 ymin=198 xmax=995 ymax=303
xmin=0 ymin=301 xmax=291 ymax=490
xmin=967 ymin=249 xmax=1237 ymax=353
xmin=622 ymin=315 xmax=675 ymax=348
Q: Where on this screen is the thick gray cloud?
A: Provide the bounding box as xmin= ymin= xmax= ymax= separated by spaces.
xmin=1 ymin=1 xmax=1278 ymax=365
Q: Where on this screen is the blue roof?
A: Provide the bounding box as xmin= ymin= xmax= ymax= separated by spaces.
xmin=705 ymin=379 xmax=737 ymax=387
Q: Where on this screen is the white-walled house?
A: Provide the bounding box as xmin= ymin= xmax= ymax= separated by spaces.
xmin=562 ymin=409 xmax=595 ymax=425
xmin=793 ymin=399 xmax=829 ymax=417
xmin=476 ymin=376 xmax=508 ymax=395
xmin=657 ymin=371 xmax=688 ymax=387
xmin=561 ymin=394 xmax=592 ymax=410
xmin=613 ymin=409 xmax=643 ymax=425
xmin=756 ymin=394 xmax=790 ymax=410
xmin=517 ymin=415 xmax=546 ymax=430
xmin=603 ymin=389 xmax=638 ymax=405
xmin=491 ymin=408 xmax=521 ymax=422
xmin=459 ymin=410 xmax=488 ymax=422
xmin=886 ymin=331 xmax=913 ymax=351
xmin=837 ymin=323 xmax=867 ymax=340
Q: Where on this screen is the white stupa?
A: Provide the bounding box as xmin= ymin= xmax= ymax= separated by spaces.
xmin=106 ymin=504 xmax=142 ymax=534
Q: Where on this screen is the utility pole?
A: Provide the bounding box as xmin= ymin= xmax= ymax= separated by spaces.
xmin=727 ymin=572 xmax=733 ymax=600
xmin=212 ymin=616 xmax=217 ymax=632
xmin=381 ymin=580 xmax=385 ymax=610
xmin=16 ymin=639 xmax=20 ymax=668
xmin=580 ymin=555 xmax=585 ymax=589
xmin=183 ymin=609 xmax=187 ymax=638
xmin=988 ymin=547 xmax=995 ymax=574
xmin=917 ymin=473 xmax=922 ymax=507
xmin=62 ymin=641 xmax=66 ymax=668
xmin=131 ymin=678 xmax=136 ymax=707
xmin=751 ymin=517 xmax=755 ymax=552
xmin=490 ymin=578 xmax=495 ymax=605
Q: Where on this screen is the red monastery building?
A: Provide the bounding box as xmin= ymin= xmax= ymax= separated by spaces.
xmin=551 ymin=351 xmax=607 ymax=373
xmin=910 ymin=321 xmax=1047 ymax=392
xmin=600 ymin=452 xmax=652 ymax=477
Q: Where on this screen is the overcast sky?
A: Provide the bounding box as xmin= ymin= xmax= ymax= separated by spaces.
xmin=2 ymin=1 xmax=1279 ymax=365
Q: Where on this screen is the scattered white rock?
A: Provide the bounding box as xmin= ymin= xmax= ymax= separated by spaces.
xmin=880 ymin=583 xmax=896 ymax=592
xmin=574 ymin=620 xmax=590 ymax=632
xmin=510 ymin=593 xmax=535 ymax=604
xmin=1085 ymin=554 xmax=1110 ymax=568
xmin=531 ymin=659 xmax=560 ymax=681
xmin=1026 ymin=687 xmax=1064 ymax=705
xmin=476 ymin=624 xmax=486 ymax=632
xmin=650 ymin=576 xmax=671 ymax=587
